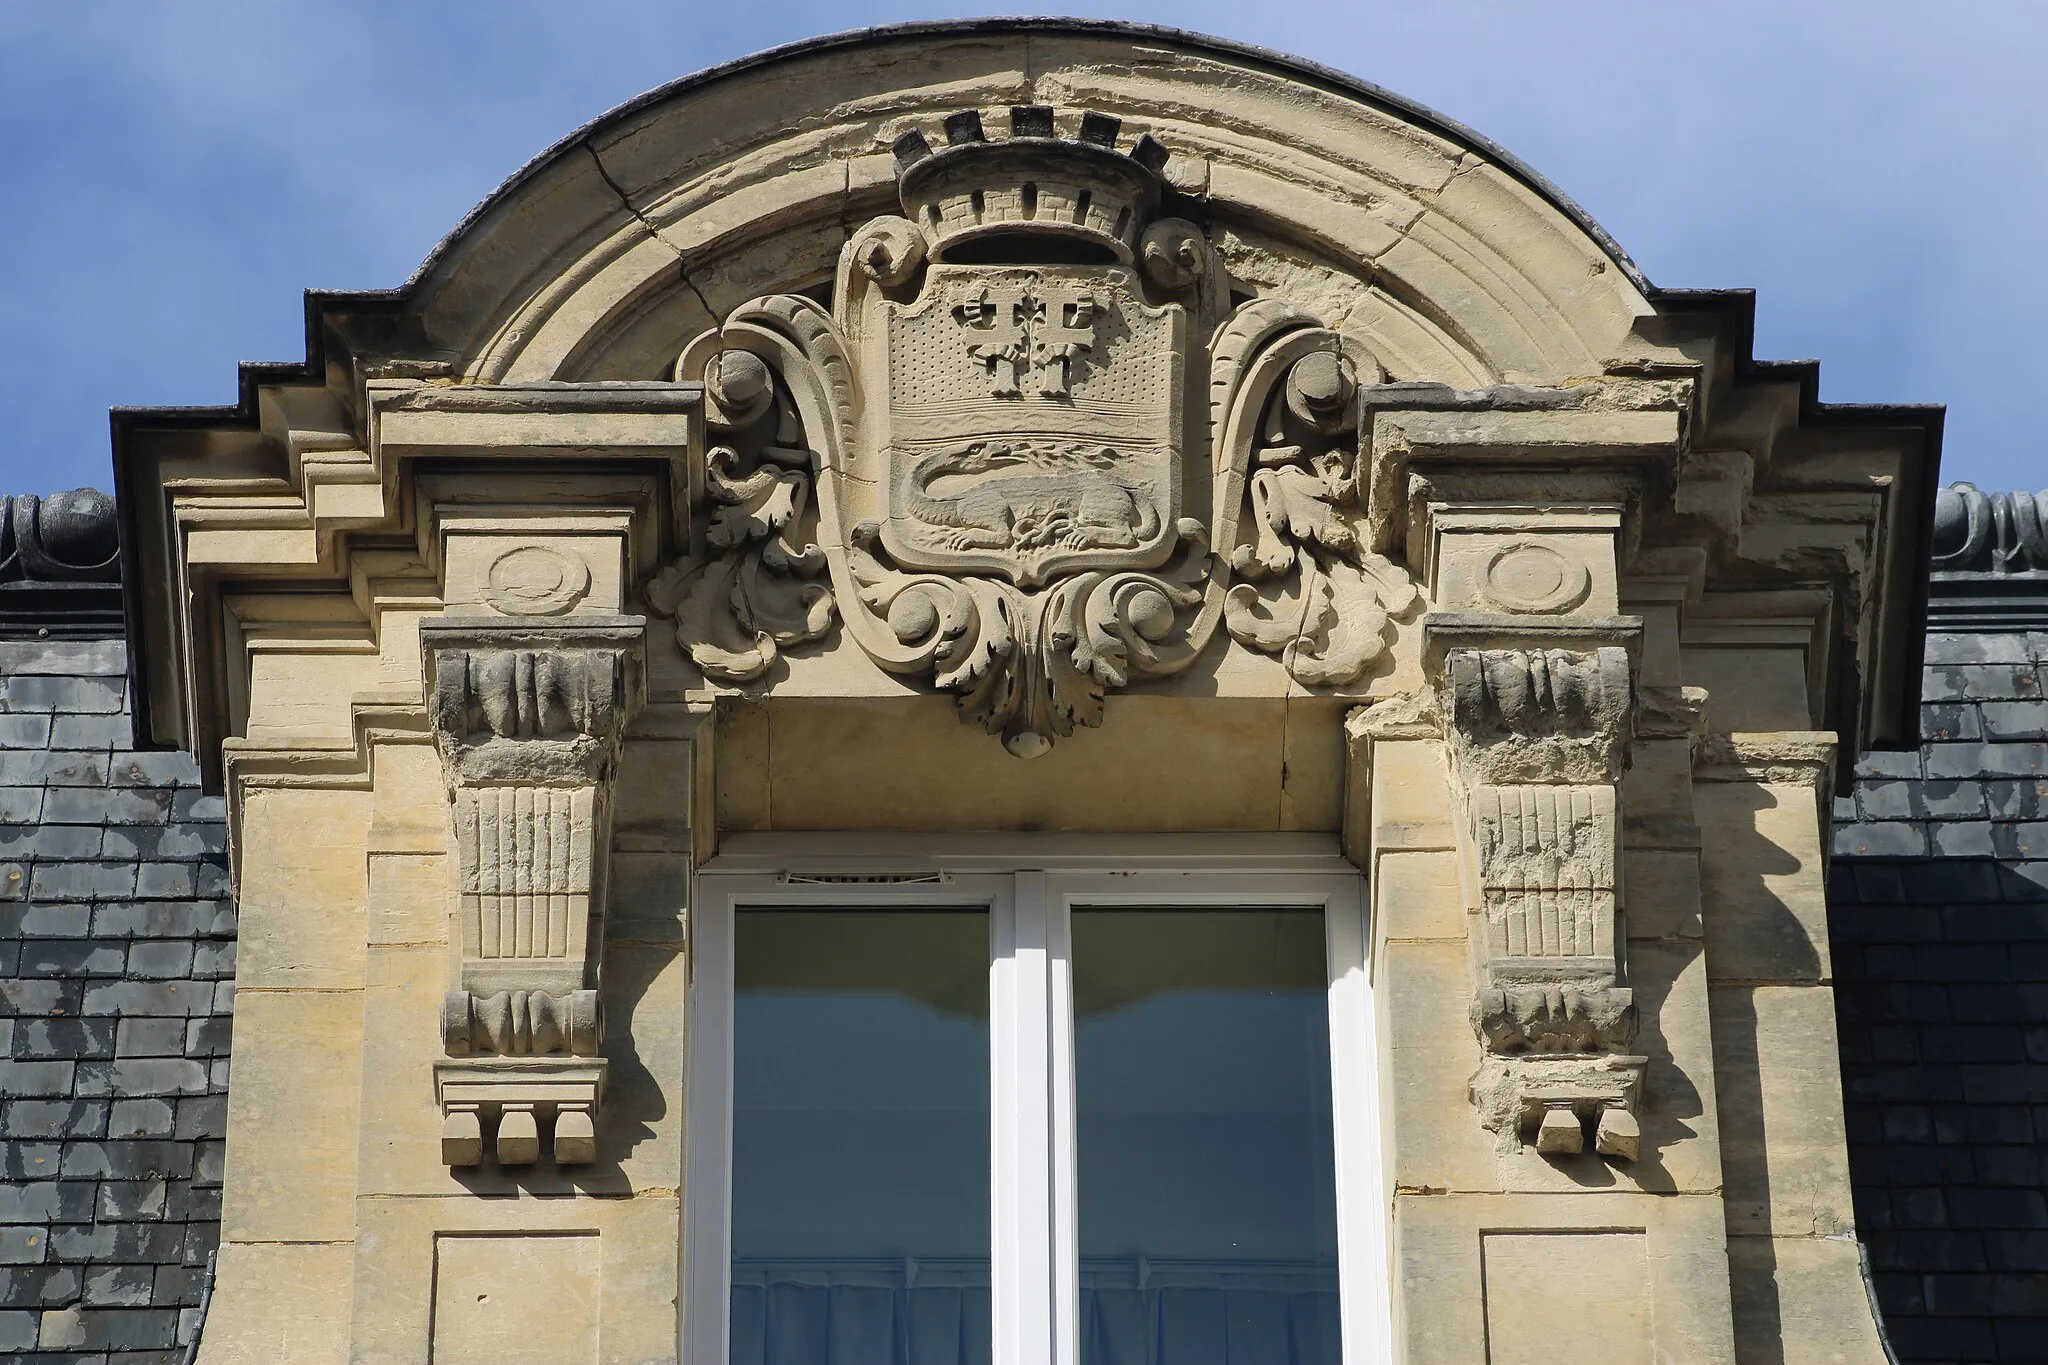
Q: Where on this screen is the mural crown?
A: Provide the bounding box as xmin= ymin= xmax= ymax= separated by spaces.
xmin=891 ymin=106 xmax=1168 ymax=266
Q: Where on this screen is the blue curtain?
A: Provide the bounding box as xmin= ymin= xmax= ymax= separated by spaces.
xmin=729 ymin=1260 xmax=1338 ymax=1365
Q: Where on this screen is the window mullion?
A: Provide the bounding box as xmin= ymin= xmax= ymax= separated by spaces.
xmin=1328 ymin=879 xmax=1393 ymax=1365
xmin=991 ymin=871 xmax=1057 ymax=1365
xmin=1047 ymin=878 xmax=1079 ymax=1365
xmin=681 ymin=881 xmax=737 ymax=1365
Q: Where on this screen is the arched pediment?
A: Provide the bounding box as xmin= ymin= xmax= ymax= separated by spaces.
xmin=408 ymin=21 xmax=1654 ymax=392
xmin=113 ymin=18 xmax=1937 ymax=785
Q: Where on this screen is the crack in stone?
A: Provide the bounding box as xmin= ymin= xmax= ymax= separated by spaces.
xmin=582 ymin=140 xmax=716 ymax=322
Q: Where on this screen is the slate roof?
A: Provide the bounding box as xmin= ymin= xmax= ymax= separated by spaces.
xmin=0 ymin=638 xmax=229 ymax=1362
xmin=1830 ymin=483 xmax=2048 ymax=1363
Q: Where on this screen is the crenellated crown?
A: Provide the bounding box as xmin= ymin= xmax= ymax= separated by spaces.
xmin=892 ymin=107 xmax=1168 ymax=265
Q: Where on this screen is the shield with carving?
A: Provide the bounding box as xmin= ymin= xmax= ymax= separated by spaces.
xmin=651 ymin=104 xmax=1419 ymax=759
xmin=879 ymin=264 xmax=1183 ymax=588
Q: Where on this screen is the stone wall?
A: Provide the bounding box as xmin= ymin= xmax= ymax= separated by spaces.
xmin=1832 ymin=611 xmax=2048 ymax=1357
xmin=0 ymin=638 xmax=231 ymax=1363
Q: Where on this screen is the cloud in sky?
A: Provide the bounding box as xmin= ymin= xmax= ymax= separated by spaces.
xmin=0 ymin=0 xmax=2040 ymax=493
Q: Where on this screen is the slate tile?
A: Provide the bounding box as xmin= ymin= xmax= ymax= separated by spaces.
xmin=1932 ymin=821 xmax=1997 ymax=856
xmin=18 ymin=941 xmax=127 ymax=977
xmin=1981 ymin=700 xmax=2048 ymax=740
xmin=48 ymin=714 xmax=128 ymax=750
xmin=0 ymin=1059 xmax=76 ymax=1096
xmin=1919 ymin=778 xmax=1991 ymax=818
xmin=1993 ymin=1317 xmax=2048 ymax=1358
xmin=1856 ymin=749 xmax=1923 ymax=780
xmin=1995 ymin=821 xmax=2048 ymax=859
xmin=1838 ymin=822 xmax=1927 ymax=857
xmin=2 ymin=903 xmax=92 ymax=938
xmin=74 ymin=1061 xmax=209 ymax=1100
xmin=29 ymin=864 xmax=138 ymax=903
xmin=0 ymin=1263 xmax=80 ymax=1308
xmin=78 ymin=983 xmax=209 ymax=1019
xmin=1928 ymin=632 xmax=2035 ymax=665
xmin=113 ymin=1019 xmax=185 ymax=1059
xmin=104 ymin=1100 xmax=172 ymax=1140
xmin=1923 ymin=702 xmax=1983 ymax=740
xmin=109 ymin=753 xmax=198 ymax=790
xmin=122 ymin=942 xmax=193 ymax=981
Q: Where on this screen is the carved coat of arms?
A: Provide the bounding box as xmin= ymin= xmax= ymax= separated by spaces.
xmin=649 ymin=107 xmax=1418 ymax=756
xmin=877 ymin=265 xmax=1182 ymax=588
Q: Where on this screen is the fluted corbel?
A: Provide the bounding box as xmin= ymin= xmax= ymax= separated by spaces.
xmin=419 ymin=616 xmax=646 ymax=1167
xmin=1434 ymin=634 xmax=1648 ymax=1159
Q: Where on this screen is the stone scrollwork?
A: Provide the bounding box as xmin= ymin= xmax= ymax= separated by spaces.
xmin=647 ymin=106 xmax=1419 ymax=755
xmin=422 ymin=622 xmax=643 ymax=1168
xmin=645 ymin=345 xmax=837 ymax=683
xmin=1215 ymin=303 xmax=1419 ymax=686
xmin=847 ymin=516 xmax=1212 ymax=758
xmin=1443 ymin=645 xmax=1647 ymax=1160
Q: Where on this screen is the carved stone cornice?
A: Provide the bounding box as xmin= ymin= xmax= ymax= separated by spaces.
xmin=419 ymin=615 xmax=646 ymax=1168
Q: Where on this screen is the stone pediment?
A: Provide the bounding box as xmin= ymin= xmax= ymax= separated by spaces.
xmin=111 ymin=19 xmax=1935 ymax=777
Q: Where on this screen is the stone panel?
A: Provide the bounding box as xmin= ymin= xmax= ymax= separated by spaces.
xmin=430 ymin=1233 xmax=600 ymax=1365
xmin=1482 ymin=1231 xmax=1649 ymax=1364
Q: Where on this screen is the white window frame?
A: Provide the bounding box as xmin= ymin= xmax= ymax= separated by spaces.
xmin=684 ymin=834 xmax=1391 ymax=1365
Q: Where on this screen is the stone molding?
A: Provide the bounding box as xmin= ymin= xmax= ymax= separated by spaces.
xmin=420 ymin=616 xmax=646 ymax=1167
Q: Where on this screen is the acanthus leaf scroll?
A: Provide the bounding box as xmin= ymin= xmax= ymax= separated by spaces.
xmin=1215 ymin=303 xmax=1418 ymax=685
xmin=647 ymin=107 xmax=1420 ymax=755
xmin=645 ymin=340 xmax=837 ymax=683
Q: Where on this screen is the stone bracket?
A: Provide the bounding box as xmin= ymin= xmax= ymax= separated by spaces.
xmin=434 ymin=1057 xmax=608 ymax=1167
xmin=420 ymin=615 xmax=645 ymax=1168
xmin=1431 ymin=614 xmax=1646 ymax=1160
xmin=1470 ymin=1052 xmax=1647 ymax=1159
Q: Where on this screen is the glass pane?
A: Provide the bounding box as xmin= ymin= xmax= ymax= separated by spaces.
xmin=1072 ymin=909 xmax=1340 ymax=1365
xmin=730 ymin=909 xmax=991 ymax=1365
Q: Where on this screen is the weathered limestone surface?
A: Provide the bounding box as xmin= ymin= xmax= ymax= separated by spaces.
xmin=99 ymin=19 xmax=1934 ymax=1364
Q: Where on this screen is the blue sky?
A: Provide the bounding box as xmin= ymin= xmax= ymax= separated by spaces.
xmin=1 ymin=1 xmax=2041 ymax=494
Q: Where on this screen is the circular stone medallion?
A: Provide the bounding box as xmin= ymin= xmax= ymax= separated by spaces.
xmin=482 ymin=545 xmax=590 ymax=616
xmin=1479 ymin=542 xmax=1590 ymax=614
